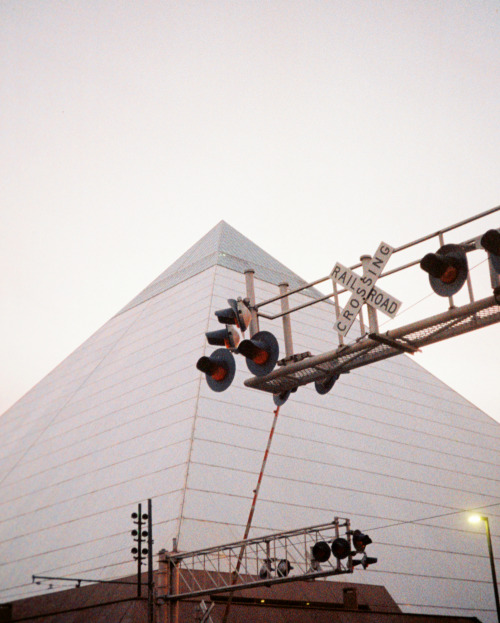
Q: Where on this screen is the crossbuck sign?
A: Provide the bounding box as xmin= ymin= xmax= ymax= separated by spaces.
xmin=331 ymin=242 xmax=402 ymax=338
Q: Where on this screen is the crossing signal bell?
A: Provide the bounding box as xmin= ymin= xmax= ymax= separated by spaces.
xmin=420 ymin=243 xmax=468 ymax=297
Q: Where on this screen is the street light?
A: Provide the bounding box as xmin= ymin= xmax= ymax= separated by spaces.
xmin=468 ymin=514 xmax=500 ymax=623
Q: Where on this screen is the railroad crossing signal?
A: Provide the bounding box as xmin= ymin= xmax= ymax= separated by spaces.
xmin=331 ymin=242 xmax=401 ymax=337
xmin=420 ymin=244 xmax=469 ymax=297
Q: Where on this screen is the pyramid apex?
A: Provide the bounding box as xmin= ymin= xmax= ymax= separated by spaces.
xmin=118 ymin=221 xmax=322 ymax=315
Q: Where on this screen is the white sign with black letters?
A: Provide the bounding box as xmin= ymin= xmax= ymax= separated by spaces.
xmin=330 ymin=242 xmax=401 ymax=337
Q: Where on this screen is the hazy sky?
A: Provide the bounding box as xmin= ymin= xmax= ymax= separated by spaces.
xmin=1 ymin=1 xmax=499 ymax=421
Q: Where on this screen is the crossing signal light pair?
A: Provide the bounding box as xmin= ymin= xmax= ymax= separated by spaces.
xmin=206 ymin=298 xmax=251 ymax=350
xmin=310 ymin=537 xmax=350 ymax=562
xmin=259 ymin=558 xmax=293 ymax=579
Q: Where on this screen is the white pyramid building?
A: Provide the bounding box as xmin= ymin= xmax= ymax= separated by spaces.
xmin=0 ymin=221 xmax=499 ymax=621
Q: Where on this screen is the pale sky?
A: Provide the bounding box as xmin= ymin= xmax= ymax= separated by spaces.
xmin=1 ymin=1 xmax=499 ymax=421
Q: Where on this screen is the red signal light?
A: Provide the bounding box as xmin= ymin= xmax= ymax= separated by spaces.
xmin=196 ymin=349 xmax=236 ymax=392
xmin=238 ymin=331 xmax=279 ymax=377
xmin=420 ymin=244 xmax=468 ymax=297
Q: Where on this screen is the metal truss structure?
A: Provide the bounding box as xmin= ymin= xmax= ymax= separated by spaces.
xmin=243 ymin=206 xmax=500 ymax=396
xmin=158 ymin=518 xmax=356 ymax=602
xmin=246 ymin=293 xmax=500 ymax=395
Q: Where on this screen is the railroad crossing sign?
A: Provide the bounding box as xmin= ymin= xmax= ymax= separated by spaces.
xmin=331 ymin=242 xmax=402 ymax=337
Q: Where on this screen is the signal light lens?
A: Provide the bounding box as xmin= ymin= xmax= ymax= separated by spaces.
xmin=238 ymin=331 xmax=280 ymax=377
xmin=311 ymin=541 xmax=331 ymax=563
xmin=420 ymin=253 xmax=458 ymax=282
xmin=331 ymin=537 xmax=350 ymax=560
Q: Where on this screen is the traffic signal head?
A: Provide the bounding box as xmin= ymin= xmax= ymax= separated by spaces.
xmin=196 ymin=348 xmax=236 ymax=392
xmin=215 ymin=298 xmax=252 ymax=332
xmin=206 ymin=326 xmax=240 ymax=349
xmin=238 ymin=330 xmax=280 ymax=377
xmin=351 ymin=530 xmax=372 ymax=553
xmin=331 ymin=537 xmax=350 ymax=560
xmin=480 ymin=229 xmax=500 ymax=274
xmin=311 ymin=541 xmax=331 ymax=564
xmin=314 ymin=372 xmax=340 ymax=395
xmin=420 ymin=244 xmax=468 ymax=297
xmin=276 ymin=559 xmax=293 ymax=577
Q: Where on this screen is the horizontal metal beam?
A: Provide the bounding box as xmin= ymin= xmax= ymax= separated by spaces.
xmin=158 ymin=567 xmax=351 ymax=602
xmin=255 ymin=205 xmax=500 ymax=311
xmin=245 ymin=294 xmax=500 ymax=394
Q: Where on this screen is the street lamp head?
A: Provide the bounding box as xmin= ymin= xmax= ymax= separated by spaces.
xmin=468 ymin=514 xmax=486 ymax=524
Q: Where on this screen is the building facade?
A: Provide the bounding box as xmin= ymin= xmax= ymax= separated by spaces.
xmin=0 ymin=222 xmax=499 ymax=621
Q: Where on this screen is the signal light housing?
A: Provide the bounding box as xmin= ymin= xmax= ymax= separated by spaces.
xmin=352 ymin=553 xmax=378 ymax=569
xmin=196 ymin=348 xmax=236 ymax=392
xmin=238 ymin=330 xmax=279 ymax=377
xmin=331 ymin=537 xmax=350 ymax=560
xmin=351 ymin=529 xmax=372 ymax=553
xmin=273 ymin=386 xmax=297 ymax=406
xmin=311 ymin=541 xmax=331 ymax=564
xmin=276 ymin=559 xmax=293 ymax=577
xmin=259 ymin=560 xmax=273 ymax=579
xmin=420 ymin=244 xmax=468 ymax=297
xmin=481 ymin=229 xmax=500 ymax=274
xmin=206 ymin=326 xmax=240 ymax=349
xmin=314 ymin=372 xmax=340 ymax=395
xmin=215 ymin=298 xmax=252 ymax=332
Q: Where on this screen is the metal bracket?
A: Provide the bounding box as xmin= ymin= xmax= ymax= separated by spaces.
xmin=368 ymin=333 xmax=421 ymax=354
